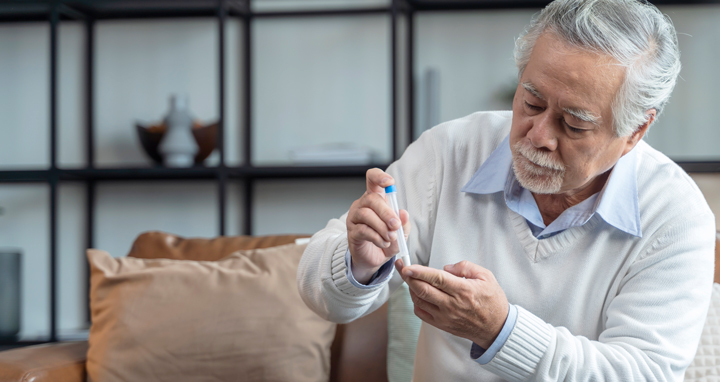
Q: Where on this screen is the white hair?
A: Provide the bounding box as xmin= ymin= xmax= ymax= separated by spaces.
xmin=514 ymin=0 xmax=681 ymax=137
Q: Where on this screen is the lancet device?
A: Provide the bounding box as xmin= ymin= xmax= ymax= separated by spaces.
xmin=384 ymin=185 xmax=412 ymax=266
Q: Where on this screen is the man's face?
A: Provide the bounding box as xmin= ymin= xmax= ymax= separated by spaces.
xmin=509 ymin=32 xmax=638 ymax=195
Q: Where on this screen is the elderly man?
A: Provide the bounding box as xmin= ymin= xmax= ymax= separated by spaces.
xmin=297 ymin=0 xmax=716 ymax=380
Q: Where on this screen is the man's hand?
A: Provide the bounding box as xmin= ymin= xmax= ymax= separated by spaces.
xmin=347 ymin=168 xmax=412 ymax=284
xmin=396 ymin=260 xmax=509 ymax=349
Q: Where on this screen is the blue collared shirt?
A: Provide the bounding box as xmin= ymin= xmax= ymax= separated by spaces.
xmin=461 ymin=135 xmax=642 ymax=239
xmin=346 ymin=133 xmax=642 ymax=363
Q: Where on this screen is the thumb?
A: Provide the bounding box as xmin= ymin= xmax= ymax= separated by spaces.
xmin=443 ymin=260 xmax=484 ymax=279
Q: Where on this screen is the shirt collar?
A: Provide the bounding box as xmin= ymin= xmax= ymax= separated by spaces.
xmin=461 ymin=134 xmax=642 ymax=238
xmin=594 ymin=145 xmax=641 ymax=237
xmin=460 ymin=135 xmax=513 ymax=195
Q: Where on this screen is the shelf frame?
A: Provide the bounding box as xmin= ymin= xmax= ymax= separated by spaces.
xmin=0 ymin=0 xmax=718 ymax=347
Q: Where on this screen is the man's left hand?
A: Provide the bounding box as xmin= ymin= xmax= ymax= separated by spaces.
xmin=395 ymin=260 xmax=509 ymax=349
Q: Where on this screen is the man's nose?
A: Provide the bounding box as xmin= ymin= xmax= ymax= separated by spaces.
xmin=527 ymin=113 xmax=558 ymax=151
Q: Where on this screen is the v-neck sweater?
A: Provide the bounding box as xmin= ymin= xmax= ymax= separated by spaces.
xmin=297 ymin=110 xmax=716 ymax=382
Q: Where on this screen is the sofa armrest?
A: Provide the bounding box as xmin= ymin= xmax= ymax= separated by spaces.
xmin=0 ymin=341 xmax=87 ymax=382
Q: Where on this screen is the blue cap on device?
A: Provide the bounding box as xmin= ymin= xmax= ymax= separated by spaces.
xmin=385 ymin=185 xmax=397 ymax=193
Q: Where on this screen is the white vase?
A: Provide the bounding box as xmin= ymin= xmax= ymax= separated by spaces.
xmin=159 ymin=95 xmax=198 ymax=167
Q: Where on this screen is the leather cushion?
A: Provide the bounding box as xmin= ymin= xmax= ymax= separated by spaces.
xmin=127 ymin=231 xmax=308 ymax=261
xmin=0 ymin=341 xmax=87 ymax=382
xmin=86 ymin=243 xmax=335 ymax=382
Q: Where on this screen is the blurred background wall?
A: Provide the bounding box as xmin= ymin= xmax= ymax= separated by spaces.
xmin=1 ymin=0 xmax=718 ymax=341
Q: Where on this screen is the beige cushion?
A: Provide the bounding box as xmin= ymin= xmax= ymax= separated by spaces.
xmin=86 ymin=243 xmax=335 ymax=382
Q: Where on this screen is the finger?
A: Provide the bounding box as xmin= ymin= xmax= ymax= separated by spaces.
xmin=443 ymin=260 xmax=486 ymax=280
xmin=351 ymin=206 xmax=397 ymax=243
xmin=402 ymin=265 xmax=460 ymax=293
xmin=394 ymin=258 xmax=405 ymax=272
xmin=348 ymin=223 xmax=391 ymax=249
xmin=399 ymin=209 xmax=411 ymax=239
xmin=361 ymin=192 xmax=401 ymax=232
xmin=414 ymin=304 xmax=434 ymax=323
xmin=409 ymin=287 xmax=440 ymax=316
xmin=405 ymin=276 xmax=448 ymax=307
xmin=366 ymin=168 xmax=394 ymax=195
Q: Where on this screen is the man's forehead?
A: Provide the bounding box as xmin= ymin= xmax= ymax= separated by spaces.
xmin=521 ymin=33 xmax=624 ymax=123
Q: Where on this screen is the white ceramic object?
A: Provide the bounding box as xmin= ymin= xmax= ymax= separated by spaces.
xmin=159 ymin=94 xmax=198 ymax=167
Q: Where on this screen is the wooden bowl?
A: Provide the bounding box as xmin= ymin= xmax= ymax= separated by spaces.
xmin=136 ymin=121 xmax=218 ymax=165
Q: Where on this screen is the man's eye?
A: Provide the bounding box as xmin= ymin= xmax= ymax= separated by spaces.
xmin=563 ymin=120 xmax=584 ymax=133
xmin=524 ymin=101 xmax=543 ymax=111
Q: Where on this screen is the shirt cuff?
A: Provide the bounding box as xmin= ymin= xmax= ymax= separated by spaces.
xmin=480 ymin=306 xmax=553 ymax=381
xmin=470 ymin=304 xmax=518 ymax=365
xmin=345 ymin=248 xmax=395 ymax=289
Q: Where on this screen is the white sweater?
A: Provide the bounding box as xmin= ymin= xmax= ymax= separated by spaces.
xmin=297 ymin=111 xmax=716 ymax=382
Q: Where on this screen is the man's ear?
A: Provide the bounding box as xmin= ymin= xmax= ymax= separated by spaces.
xmin=622 ymin=108 xmax=656 ymax=156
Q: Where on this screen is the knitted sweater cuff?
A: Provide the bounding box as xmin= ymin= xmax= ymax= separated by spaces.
xmin=330 ymin=242 xmax=384 ymax=297
xmin=482 ymin=305 xmax=553 ymax=381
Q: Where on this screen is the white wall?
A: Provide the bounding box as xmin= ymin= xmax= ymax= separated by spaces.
xmin=0 ymin=185 xmax=50 ymax=340
xmin=253 ymin=15 xmax=391 ymax=165
xmin=254 ymin=179 xmax=364 ymax=235
xmin=58 ymin=183 xmax=86 ymax=334
xmin=645 ymin=5 xmax=720 ymax=160
xmin=58 ymin=23 xmax=86 ymax=168
xmin=0 ymin=23 xmax=49 ymax=169
xmin=414 ymin=9 xmax=537 ymax=135
xmin=1 ymin=4 xmax=720 ymax=339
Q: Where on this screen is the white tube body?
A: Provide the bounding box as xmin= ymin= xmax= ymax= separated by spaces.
xmin=385 ymin=188 xmax=412 ymax=266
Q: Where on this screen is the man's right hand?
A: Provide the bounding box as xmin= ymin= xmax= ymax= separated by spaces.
xmin=347 ymin=168 xmax=411 ymax=284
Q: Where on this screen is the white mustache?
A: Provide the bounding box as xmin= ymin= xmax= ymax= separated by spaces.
xmin=513 ymin=141 xmax=565 ymax=172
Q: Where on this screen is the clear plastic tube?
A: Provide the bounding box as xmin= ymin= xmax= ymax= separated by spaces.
xmin=384 ymin=185 xmax=412 ymax=266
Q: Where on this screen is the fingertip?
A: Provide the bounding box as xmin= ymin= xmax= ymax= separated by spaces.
xmin=403 ymin=267 xmax=414 ymax=278
xmin=367 ymin=169 xmax=394 ymax=191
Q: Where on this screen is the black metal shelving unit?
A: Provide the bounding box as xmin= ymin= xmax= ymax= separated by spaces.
xmin=1 ymin=0 xmax=718 ymax=347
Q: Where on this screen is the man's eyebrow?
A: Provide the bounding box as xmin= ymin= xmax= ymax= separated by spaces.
xmin=522 ymin=81 xmax=600 ymax=125
xmin=563 ymin=107 xmax=601 ymax=126
xmin=521 ymin=82 xmax=545 ymax=100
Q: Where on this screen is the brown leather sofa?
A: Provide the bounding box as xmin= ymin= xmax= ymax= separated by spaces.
xmin=0 ymin=232 xmax=389 ymax=382
xmin=3 ymin=232 xmax=719 ymax=382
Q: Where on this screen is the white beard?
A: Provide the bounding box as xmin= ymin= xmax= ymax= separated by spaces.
xmin=511 ymin=141 xmax=566 ymax=194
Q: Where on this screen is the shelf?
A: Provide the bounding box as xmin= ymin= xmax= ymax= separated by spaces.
xmin=66 ymin=0 xmax=249 ymax=19
xmin=0 ymin=0 xmax=89 ymax=22
xmin=0 ymin=164 xmax=389 ymax=182
xmin=0 ymin=340 xmax=50 ymax=349
xmin=238 ymin=164 xmax=385 ymax=178
xmin=252 ymin=7 xmax=392 ymax=18
xmin=408 ymin=0 xmax=550 ymax=10
xmin=62 ymin=166 xmax=220 ymax=181
xmin=2 ymin=161 xmax=718 ymax=183
xmin=2 ymin=0 xmax=715 ymax=23
xmin=0 ymin=0 xmax=394 ymax=22
xmin=407 ymin=0 xmax=720 ymax=11
xmin=0 ymin=0 xmax=247 ymax=22
xmin=674 ymin=162 xmax=720 ymax=173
